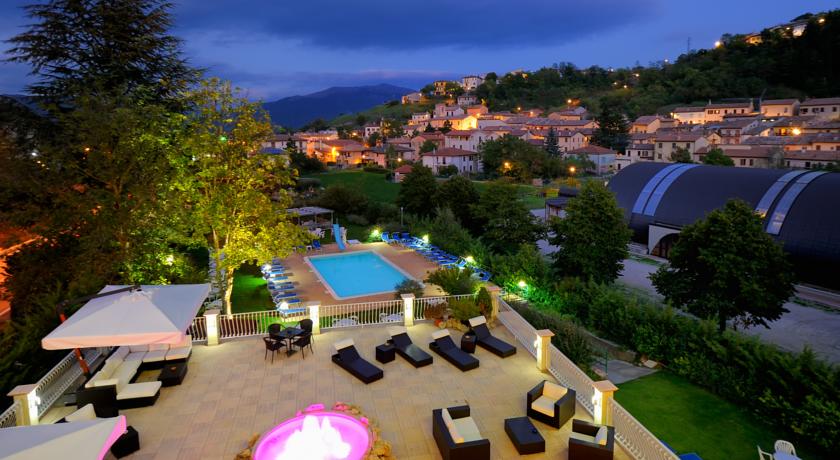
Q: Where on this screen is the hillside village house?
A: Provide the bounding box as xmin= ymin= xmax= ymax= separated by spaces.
xmin=654 ymin=133 xmax=710 ymax=161
xmin=434 ymin=103 xmax=465 ymax=118
xmin=761 ymin=99 xmax=800 ymax=117
xmin=433 ymin=80 xmax=450 ymax=96
xmin=461 ymin=75 xmax=484 ymax=91
xmin=313 ymin=139 xmax=366 ymax=165
xmin=694 ymin=145 xmax=774 ymax=167
xmin=803 ymin=120 xmax=840 ymax=134
xmin=630 ymin=115 xmax=675 ymax=133
xmin=549 ymin=130 xmax=588 ymax=152
xmin=421 ymin=147 xmax=480 ymax=175
xmin=401 ymin=92 xmax=422 ymax=104
xmin=392 ymin=164 xmax=414 ymax=182
xmin=703 ymin=102 xmax=755 ymax=123
xmin=617 ymin=143 xmax=656 ymax=169
xmin=364 ymin=123 xmax=382 ymax=138
xmin=457 ymin=94 xmax=477 ymax=106
xmin=429 ymin=114 xmax=477 ymax=130
xmin=444 ymin=129 xmax=500 ymax=152
xmin=784 ymin=150 xmax=840 ymax=169
xmin=709 ymin=118 xmax=760 ymax=144
xmin=800 ymin=97 xmax=840 ymax=120
xmin=466 ymin=105 xmax=489 ymax=117
xmin=548 ymin=106 xmax=587 ymax=120
xmin=567 ymin=145 xmax=617 ymax=175
xmin=671 ymin=106 xmax=705 ymax=124
xmin=770 ymin=116 xmax=813 ymax=136
xmin=411 ymin=112 xmax=430 ymax=124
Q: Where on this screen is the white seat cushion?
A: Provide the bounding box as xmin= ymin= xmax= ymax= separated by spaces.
xmin=387 ymin=326 xmax=407 ymax=337
xmin=166 ymin=345 xmax=191 ymax=361
xmin=531 ymin=395 xmax=556 ymax=417
xmin=171 ymin=334 xmax=192 ymax=348
xmin=594 ymin=426 xmax=609 ymax=446
xmin=142 ymin=349 xmax=167 ymax=363
xmin=117 ymin=359 xmax=141 ymax=377
xmin=107 ymin=347 xmax=129 ymax=364
xmin=468 ymin=316 xmax=486 ymax=327
xmin=148 ymin=343 xmax=170 ymax=352
xmin=431 ymin=329 xmax=450 ymax=340
xmin=116 ymin=381 xmax=162 ymax=400
xmin=124 ymin=351 xmax=146 ymax=363
xmin=452 ymin=417 xmax=482 ymax=442
xmin=65 ymin=404 xmax=97 ymax=422
xmin=570 ymin=431 xmax=596 ymax=443
xmin=543 ymin=381 xmax=568 ymax=400
xmin=129 ymin=345 xmax=150 ymax=353
xmin=441 ymin=409 xmax=463 ymax=443
xmin=333 ymin=338 xmax=355 ymax=351
xmin=113 ymin=364 xmax=138 ymax=393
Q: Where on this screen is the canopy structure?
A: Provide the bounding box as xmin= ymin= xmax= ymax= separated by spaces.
xmin=287 ymin=206 xmax=334 ymax=229
xmin=42 ymin=284 xmax=210 ymax=350
xmin=0 ymin=416 xmax=127 ymax=460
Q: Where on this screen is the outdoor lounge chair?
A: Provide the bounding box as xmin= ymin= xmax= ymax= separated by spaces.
xmin=527 ymin=380 xmax=576 ymax=428
xmin=468 ymin=316 xmax=516 ymax=357
xmin=84 ymin=347 xmax=162 ymax=409
xmin=387 ymin=326 xmax=433 ymax=367
xmin=569 ymin=419 xmax=614 ymax=460
xmin=276 ymin=301 xmax=306 ymax=316
xmin=429 ymin=330 xmax=479 ymax=371
xmin=331 ymin=338 xmax=383 ymax=384
xmin=432 ymin=405 xmax=490 ymax=460
xmin=273 ymin=291 xmax=298 ymax=300
xmin=380 ymin=232 xmax=392 ymax=244
xmin=312 ymin=240 xmax=323 ymax=251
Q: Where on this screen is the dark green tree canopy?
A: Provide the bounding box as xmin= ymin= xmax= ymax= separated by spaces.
xmin=472 ymin=181 xmax=545 ymax=254
xmin=702 ymin=147 xmax=735 ymax=166
xmin=544 ymin=127 xmax=560 ymax=156
xmin=397 ymin=163 xmax=437 ymax=217
xmin=670 ymin=147 xmax=694 ymax=163
xmin=591 ymin=97 xmax=630 ymax=153
xmin=650 ymin=199 xmax=796 ymax=331
xmin=6 ymin=0 xmax=195 ymax=105
xmin=434 ymin=175 xmax=480 ymax=233
xmin=549 ymin=180 xmax=631 ymax=283
xmin=480 ymin=134 xmax=559 ymax=181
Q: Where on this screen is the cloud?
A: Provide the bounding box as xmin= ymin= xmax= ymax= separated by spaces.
xmin=174 ymin=0 xmax=662 ymax=50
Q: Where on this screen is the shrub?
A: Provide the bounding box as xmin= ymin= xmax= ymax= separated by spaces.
xmin=475 ymin=287 xmax=492 ymax=317
xmin=394 ymin=279 xmax=424 ymax=300
xmin=426 ymin=267 xmax=476 ymax=295
xmin=365 ymin=201 xmax=399 ymax=224
xmin=423 ymin=302 xmax=447 ymax=320
xmin=449 ymin=297 xmax=480 ymax=321
xmin=317 ymin=184 xmax=368 ymax=215
xmin=437 ymin=165 xmax=459 ymax=177
xmin=345 ymin=214 xmax=369 ymax=226
xmin=295 ymin=177 xmax=321 ymax=191
xmin=363 ymin=165 xmax=389 ymax=174
xmin=509 ymin=301 xmax=593 ymax=370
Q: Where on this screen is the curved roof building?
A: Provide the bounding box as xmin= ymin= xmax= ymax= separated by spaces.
xmin=609 ymin=162 xmax=840 ymax=288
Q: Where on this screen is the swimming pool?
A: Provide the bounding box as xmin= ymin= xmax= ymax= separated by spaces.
xmin=306 ymin=251 xmax=413 ymax=299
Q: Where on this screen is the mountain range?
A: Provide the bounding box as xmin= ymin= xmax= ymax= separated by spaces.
xmin=262 ymin=84 xmax=414 ymax=128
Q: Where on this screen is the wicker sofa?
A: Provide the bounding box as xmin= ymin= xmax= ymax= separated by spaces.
xmin=432 ymin=405 xmax=490 ymax=460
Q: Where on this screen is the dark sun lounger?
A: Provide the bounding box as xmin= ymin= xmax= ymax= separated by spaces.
xmin=429 ymin=330 xmax=479 ymax=371
xmin=387 ymin=326 xmax=433 ymax=367
xmin=469 ymin=316 xmax=516 ymax=358
xmin=331 ymin=339 xmax=383 ymax=384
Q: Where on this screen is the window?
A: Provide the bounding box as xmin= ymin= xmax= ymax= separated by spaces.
xmin=805 ymin=161 xmax=811 ymax=168
xmin=740 ymin=159 xmax=746 ymax=165
xmin=816 ymin=145 xmax=821 ymax=151
xmin=786 ymin=161 xmax=791 ymax=166
xmin=802 ymin=108 xmax=809 ymax=113
xmin=658 ymin=142 xmax=663 ymax=148
xmin=749 ymin=159 xmax=754 ymax=166
xmin=834 ymin=107 xmax=838 ymax=112
xmin=672 ymin=143 xmax=676 ymax=148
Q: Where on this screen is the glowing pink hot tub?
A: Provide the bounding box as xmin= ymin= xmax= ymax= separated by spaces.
xmin=253 ymin=404 xmax=372 ymax=460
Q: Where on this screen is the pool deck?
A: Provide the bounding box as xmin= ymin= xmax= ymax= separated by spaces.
xmin=280 ymin=242 xmax=445 ymax=305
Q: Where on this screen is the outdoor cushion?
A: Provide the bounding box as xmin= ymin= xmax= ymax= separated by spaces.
xmin=116 ymin=381 xmax=162 ymax=400
xmin=124 ymin=351 xmax=146 ymax=363
xmin=166 ymin=345 xmax=191 ymax=361
xmin=569 ymin=431 xmax=596 ymax=443
xmin=148 ymin=343 xmax=170 ymax=352
xmin=531 ymin=396 xmax=557 ymax=417
xmin=99 ymin=360 xmax=120 ymax=378
xmin=91 ymin=378 xmax=119 ymax=388
xmin=113 ymin=365 xmax=137 ymax=393
xmin=387 ymin=326 xmax=407 ymax=337
xmin=543 ymin=381 xmax=568 ymax=400
xmin=594 ymin=426 xmax=609 ymax=446
xmin=452 ymin=417 xmax=482 ymax=443
xmin=333 ymin=338 xmax=355 ymax=351
xmin=442 ymin=410 xmax=463 ymax=443
xmin=64 ymin=404 xmax=97 ymax=422
xmin=107 ymin=346 xmax=129 ymax=363
xmin=468 ymin=316 xmax=487 ymax=328
xmin=431 ymin=329 xmax=450 ymax=340
xmin=441 ymin=408 xmax=455 ymax=430
xmin=142 ymin=349 xmax=167 ymax=363
xmin=129 ymin=345 xmax=150 ymax=353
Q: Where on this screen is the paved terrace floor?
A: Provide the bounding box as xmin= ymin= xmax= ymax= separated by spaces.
xmin=49 ymin=323 xmax=630 ymax=460
xmin=280 ymin=242 xmax=445 ymax=305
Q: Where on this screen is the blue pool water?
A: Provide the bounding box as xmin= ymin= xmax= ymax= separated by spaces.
xmin=308 ymin=251 xmax=410 ymax=299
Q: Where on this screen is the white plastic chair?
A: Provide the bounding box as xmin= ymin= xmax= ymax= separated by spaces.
xmin=774 ymin=440 xmax=796 ymax=456
xmin=756 ymin=446 xmax=773 ymax=460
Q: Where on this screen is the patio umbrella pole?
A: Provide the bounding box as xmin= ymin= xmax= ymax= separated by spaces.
xmin=55 ymin=284 xmax=142 ymax=376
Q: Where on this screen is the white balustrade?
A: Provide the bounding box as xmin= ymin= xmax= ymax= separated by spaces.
xmin=612 ymin=401 xmax=680 ymax=460
xmin=0 ymin=402 xmax=19 ymax=428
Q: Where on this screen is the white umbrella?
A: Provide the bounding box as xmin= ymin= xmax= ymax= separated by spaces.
xmin=0 ymin=416 xmax=127 ymax=460
xmin=42 ymin=284 xmax=210 ymax=350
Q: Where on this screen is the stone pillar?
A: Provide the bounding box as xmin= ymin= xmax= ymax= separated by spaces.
xmin=204 ymin=308 xmax=220 ymax=346
xmin=485 ymin=285 xmax=502 ymax=320
xmin=535 ymin=329 xmax=554 ymax=372
xmin=401 ymin=293 xmax=415 ymax=327
xmin=306 ymin=301 xmax=321 ymax=335
xmin=592 ymin=380 xmax=619 ymax=426
xmin=8 ymin=384 xmax=39 ymax=426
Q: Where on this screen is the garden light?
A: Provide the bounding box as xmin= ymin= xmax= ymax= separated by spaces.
xmin=370 ymin=228 xmax=380 ymax=237
xmin=422 ymin=234 xmax=429 ymax=244
xmin=517 ymin=280 xmax=527 ymax=289
xmin=465 ymin=256 xmax=475 ymax=264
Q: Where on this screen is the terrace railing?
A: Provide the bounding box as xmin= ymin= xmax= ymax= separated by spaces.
xmin=189 ymin=316 xmax=207 ymax=343
xmin=320 ymin=299 xmax=404 ymax=329
xmin=0 ymin=402 xmax=19 ymax=428
xmin=34 ymin=348 xmax=104 ymax=418
xmin=216 ymin=308 xmax=309 ymax=341
xmin=413 ymin=294 xmax=474 ymax=321
xmin=496 ymin=296 xmax=678 ymax=460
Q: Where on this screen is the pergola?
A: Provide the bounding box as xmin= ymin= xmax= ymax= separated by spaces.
xmin=287 ymin=206 xmax=334 ymax=229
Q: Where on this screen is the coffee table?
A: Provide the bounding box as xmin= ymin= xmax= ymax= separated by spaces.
xmin=460 ymin=332 xmax=477 ymax=354
xmin=376 ymin=343 xmax=395 ymax=363
xmin=158 ymin=362 xmax=188 ymax=387
xmin=505 ymin=416 xmax=545 ymax=454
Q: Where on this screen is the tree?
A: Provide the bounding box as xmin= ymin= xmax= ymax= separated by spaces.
xmin=183 ymin=79 xmax=307 ymax=315
xmin=650 ymin=199 xmax=795 ymax=332
xmin=544 ymin=127 xmax=560 ymax=156
xmin=589 ymin=98 xmax=630 ymax=153
xmin=472 ymin=181 xmax=545 ymax=254
xmin=419 ymin=139 xmax=438 ymax=154
xmin=424 ymin=123 xmax=435 ymax=133
xmin=440 ymin=120 xmax=453 ymax=133
xmin=381 ymin=119 xmax=404 ymax=138
xmin=366 ymin=132 xmax=381 ymax=147
xmin=702 ymin=147 xmax=735 ymax=166
xmin=480 ymin=134 xmax=557 ymax=181
xmin=6 ymin=0 xmax=195 ymax=105
xmin=355 ymin=114 xmax=368 ymax=127
xmin=426 ymin=267 xmax=476 ymax=295
xmin=317 ymin=184 xmax=368 ymax=215
xmin=437 ymin=165 xmax=459 ymax=177
xmin=549 ymin=181 xmax=631 ymax=283
xmin=767 ymin=146 xmax=785 ymax=169
xmin=670 ymin=147 xmax=694 ymax=163
xmin=434 ymin=176 xmax=480 ymax=233
xmin=396 ymin=163 xmax=437 ymax=217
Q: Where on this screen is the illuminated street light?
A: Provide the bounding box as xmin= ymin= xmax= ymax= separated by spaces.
xmin=792 ymin=128 xmax=801 ymax=136
xmin=569 ymin=166 xmax=576 ymax=174
xmin=517 ymin=280 xmax=527 ymax=289
xmin=714 ymin=40 xmax=723 ymax=48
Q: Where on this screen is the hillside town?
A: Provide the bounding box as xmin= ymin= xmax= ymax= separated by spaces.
xmin=263 ymin=73 xmax=840 ymax=176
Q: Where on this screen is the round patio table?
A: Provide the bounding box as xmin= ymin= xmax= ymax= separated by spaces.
xmin=774 ymin=453 xmax=800 ymax=460
xmin=271 ymin=327 xmax=304 ymax=356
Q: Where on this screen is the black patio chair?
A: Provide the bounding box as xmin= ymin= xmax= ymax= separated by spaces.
xmin=291 ymin=332 xmax=314 ymax=358
xmin=263 ymin=337 xmax=285 ymax=363
xmin=298 ymin=318 xmax=314 ymax=348
xmin=267 ymin=323 xmax=283 ymax=339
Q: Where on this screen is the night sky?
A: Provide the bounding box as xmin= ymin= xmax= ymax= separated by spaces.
xmin=0 ymin=0 xmax=835 ymax=100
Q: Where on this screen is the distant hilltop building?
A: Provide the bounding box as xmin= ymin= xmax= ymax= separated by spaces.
xmin=738 ymin=14 xmax=825 ymax=45
xmin=461 ymin=75 xmax=484 ymax=91
xmin=401 ymin=92 xmax=422 ymax=105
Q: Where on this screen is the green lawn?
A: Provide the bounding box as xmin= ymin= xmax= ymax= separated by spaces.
xmin=303 ymin=170 xmax=400 ymax=203
xmin=230 ymin=263 xmax=273 ymax=313
xmin=616 ymin=372 xmax=816 ymax=460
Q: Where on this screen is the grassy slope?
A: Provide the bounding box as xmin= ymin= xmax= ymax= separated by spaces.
xmin=331 ymin=100 xmax=437 ymax=127
xmin=616 ymin=372 xmax=818 ymax=460
xmin=230 ymin=263 xmax=273 ymax=313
